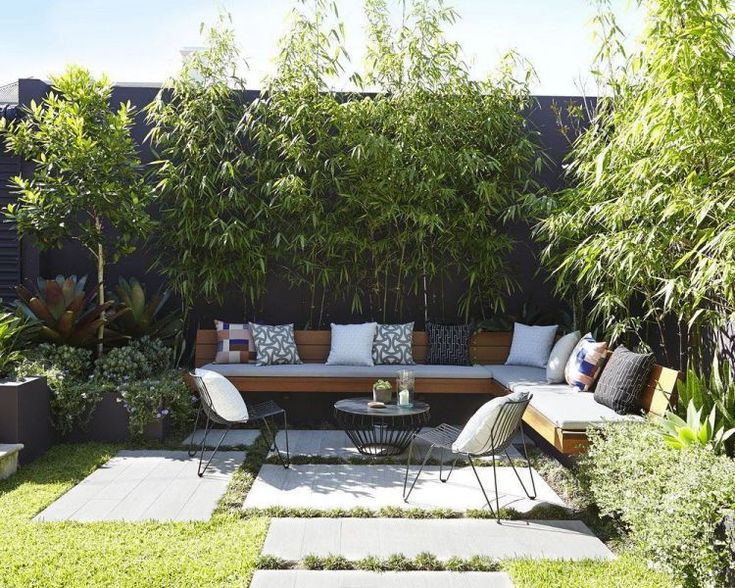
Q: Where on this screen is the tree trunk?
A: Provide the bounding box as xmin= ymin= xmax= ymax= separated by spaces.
xmin=97 ymin=242 xmax=105 ymax=357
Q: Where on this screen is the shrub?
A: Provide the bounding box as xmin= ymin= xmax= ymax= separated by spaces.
xmin=0 ymin=311 xmax=32 ymax=378
xmin=580 ymin=420 xmax=735 ymax=586
xmin=93 ymin=337 xmax=173 ymax=383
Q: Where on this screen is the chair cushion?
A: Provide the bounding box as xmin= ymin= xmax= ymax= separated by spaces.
xmin=517 ymin=384 xmax=641 ymax=430
xmin=486 ymin=364 xmax=547 ymax=391
xmin=326 ymin=323 xmax=377 ymax=366
xmin=452 ymin=390 xmax=529 ymax=454
xmin=594 ymin=346 xmax=655 ymax=414
xmin=372 ymin=322 xmax=415 ymax=365
xmin=546 ymin=331 xmax=581 ymax=383
xmin=425 ymin=322 xmax=473 ymax=366
xmin=200 ymin=362 xmax=494 ymax=379
xmin=214 ymin=320 xmax=254 ymax=364
xmin=505 ymin=323 xmax=558 ymax=368
xmin=194 ymin=369 xmax=249 ymax=422
xmin=250 ymin=323 xmax=302 ymax=366
xmin=564 ymin=333 xmax=608 ymax=391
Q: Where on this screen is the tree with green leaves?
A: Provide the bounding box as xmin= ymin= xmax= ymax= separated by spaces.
xmin=1 ymin=66 xmax=152 ymax=354
xmin=537 ymin=0 xmax=735 ymax=369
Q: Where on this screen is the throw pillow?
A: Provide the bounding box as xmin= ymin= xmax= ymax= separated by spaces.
xmin=372 ymin=322 xmax=415 ymax=365
xmin=505 ymin=322 xmax=559 ymax=368
xmin=546 ymin=331 xmax=581 ymax=383
xmin=326 ymin=323 xmax=377 ymax=366
xmin=594 ymin=345 xmax=655 ymax=414
xmin=425 ymin=322 xmax=473 ymax=366
xmin=194 ymin=369 xmax=249 ymax=421
xmin=564 ymin=332 xmax=608 ymax=391
xmin=214 ymin=320 xmax=255 ymax=364
xmin=452 ymin=390 xmax=530 ymax=454
xmin=249 ymin=323 xmax=302 ymax=366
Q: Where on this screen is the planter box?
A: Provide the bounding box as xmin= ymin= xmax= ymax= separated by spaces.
xmin=0 ymin=377 xmax=52 ymax=465
xmin=66 ymin=391 xmax=171 ymax=443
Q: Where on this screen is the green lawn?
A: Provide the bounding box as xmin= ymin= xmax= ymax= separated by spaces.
xmin=0 ymin=443 xmax=672 ymax=588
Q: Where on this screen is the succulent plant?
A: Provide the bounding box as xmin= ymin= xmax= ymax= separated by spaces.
xmin=14 ymin=275 xmax=125 ymax=348
xmin=109 ymin=277 xmax=182 ymax=342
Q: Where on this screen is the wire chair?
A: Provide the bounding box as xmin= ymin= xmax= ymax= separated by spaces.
xmin=187 ymin=371 xmax=290 ymax=476
xmin=402 ymin=395 xmax=536 ymax=522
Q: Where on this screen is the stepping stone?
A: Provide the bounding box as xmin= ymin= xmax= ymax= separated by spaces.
xmin=251 ymin=570 xmax=514 ymax=587
xmin=182 ymin=429 xmax=260 ymax=448
xmin=244 ymin=464 xmax=561 ymax=513
xmin=35 ymin=450 xmax=245 ymax=522
xmin=262 ymin=518 xmax=614 ymax=561
xmin=273 ymin=429 xmax=530 ymax=461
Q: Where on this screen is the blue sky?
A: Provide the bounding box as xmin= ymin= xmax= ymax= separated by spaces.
xmin=0 ymin=0 xmax=643 ymax=95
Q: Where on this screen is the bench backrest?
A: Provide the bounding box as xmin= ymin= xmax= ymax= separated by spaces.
xmin=194 ymin=329 xmax=680 ymax=416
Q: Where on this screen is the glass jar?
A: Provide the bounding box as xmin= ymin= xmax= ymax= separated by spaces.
xmin=396 ymin=369 xmax=415 ymax=407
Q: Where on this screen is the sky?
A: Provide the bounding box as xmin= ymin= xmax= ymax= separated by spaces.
xmin=0 ymin=0 xmax=644 ymax=96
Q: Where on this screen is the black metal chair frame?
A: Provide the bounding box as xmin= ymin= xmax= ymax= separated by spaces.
xmin=187 ymin=372 xmax=290 ymax=477
xmin=402 ymin=397 xmax=536 ymax=522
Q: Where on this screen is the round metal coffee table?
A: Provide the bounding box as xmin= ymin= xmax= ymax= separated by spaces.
xmin=334 ymin=398 xmax=431 ymax=457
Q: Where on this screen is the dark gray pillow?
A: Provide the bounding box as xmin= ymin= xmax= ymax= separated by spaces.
xmin=249 ymin=323 xmax=302 ymax=366
xmin=372 ymin=322 xmax=415 ymax=365
xmin=593 ymin=345 xmax=654 ymax=415
xmin=425 ymin=322 xmax=473 ymax=366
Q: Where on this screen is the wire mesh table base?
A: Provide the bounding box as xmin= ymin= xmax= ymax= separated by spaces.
xmin=334 ymin=398 xmax=431 ymax=457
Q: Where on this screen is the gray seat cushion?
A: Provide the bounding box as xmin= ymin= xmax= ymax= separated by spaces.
xmin=201 ymin=362 xmax=494 ymax=379
xmin=515 ymin=384 xmax=643 ymax=430
xmin=485 ymin=364 xmax=547 ymax=391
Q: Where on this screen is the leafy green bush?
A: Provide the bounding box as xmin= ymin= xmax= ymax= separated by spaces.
xmin=0 ymin=311 xmax=33 ymax=378
xmin=580 ymin=420 xmax=735 ymax=586
xmin=93 ymin=337 xmax=173 ymax=383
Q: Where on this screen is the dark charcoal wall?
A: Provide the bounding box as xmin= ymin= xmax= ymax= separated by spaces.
xmin=14 ymin=79 xmax=590 ymax=331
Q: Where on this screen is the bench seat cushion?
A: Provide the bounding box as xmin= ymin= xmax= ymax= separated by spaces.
xmin=484 ymin=365 xmax=547 ymax=391
xmin=200 ymin=362 xmax=494 ymax=379
xmin=515 ymin=384 xmax=643 ymax=430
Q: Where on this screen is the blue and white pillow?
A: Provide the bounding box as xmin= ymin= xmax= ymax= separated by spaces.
xmin=326 ymin=323 xmax=378 ymax=366
xmin=249 ymin=323 xmax=302 ymax=366
xmin=505 ymin=323 xmax=558 ymax=368
xmin=372 ymin=322 xmax=415 ymax=365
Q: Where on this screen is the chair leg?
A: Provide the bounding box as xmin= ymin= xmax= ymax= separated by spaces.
xmin=403 ymin=441 xmax=433 ymax=502
xmin=439 ymin=447 xmax=458 ymax=483
xmin=261 ymin=412 xmax=290 ymax=469
xmin=197 ymin=418 xmax=230 ymax=478
xmin=507 ymin=425 xmax=537 ymax=499
xmin=469 ymin=455 xmax=498 ymax=522
xmin=187 ymin=405 xmax=202 ymax=458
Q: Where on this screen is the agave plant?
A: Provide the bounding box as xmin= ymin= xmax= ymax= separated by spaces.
xmin=109 ymin=277 xmax=182 ymax=341
xmin=14 ymin=275 xmax=125 ymax=348
xmin=659 ymin=400 xmax=735 ymax=454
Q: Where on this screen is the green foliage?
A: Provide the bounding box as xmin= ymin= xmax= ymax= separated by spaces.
xmin=109 ymin=277 xmax=182 ymax=341
xmin=93 ymin=336 xmax=175 ymax=383
xmin=659 ymin=400 xmax=735 ymax=454
xmin=0 ymin=311 xmax=32 ymax=378
xmin=1 ymin=66 xmax=153 ymax=352
xmin=536 ymin=0 xmax=735 ymax=367
xmin=580 ymin=420 xmax=735 ymax=586
xmin=14 ymin=275 xmax=123 ymax=348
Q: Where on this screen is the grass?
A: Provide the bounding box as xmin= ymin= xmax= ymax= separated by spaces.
xmin=0 ymin=443 xmax=268 ymax=587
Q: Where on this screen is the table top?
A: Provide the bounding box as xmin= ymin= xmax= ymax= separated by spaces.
xmin=334 ymin=397 xmax=430 ymax=417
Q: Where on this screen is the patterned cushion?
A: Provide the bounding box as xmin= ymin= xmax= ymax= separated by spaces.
xmin=372 ymin=322 xmax=415 ymax=365
xmin=425 ymin=322 xmax=473 ymax=366
xmin=564 ymin=333 xmax=608 ymax=391
xmin=249 ymin=323 xmax=302 ymax=366
xmin=505 ymin=322 xmax=558 ymax=368
xmin=594 ymin=346 xmax=655 ymax=414
xmin=214 ymin=320 xmax=255 ymax=364
xmin=326 ymin=323 xmax=377 ymax=366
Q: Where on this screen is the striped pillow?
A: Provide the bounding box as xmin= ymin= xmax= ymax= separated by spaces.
xmin=214 ymin=320 xmax=255 ymax=364
xmin=564 ymin=333 xmax=608 ymax=391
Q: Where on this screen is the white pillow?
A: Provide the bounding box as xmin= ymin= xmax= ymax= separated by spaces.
xmin=505 ymin=323 xmax=558 ymax=368
xmin=194 ymin=369 xmax=249 ymax=422
xmin=326 ymin=323 xmax=377 ymax=366
xmin=452 ymin=390 xmax=529 ymax=454
xmin=546 ymin=331 xmax=581 ymax=383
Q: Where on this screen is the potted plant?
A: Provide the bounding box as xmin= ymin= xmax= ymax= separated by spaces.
xmin=0 ymin=312 xmax=51 ymax=464
xmin=372 ymin=379 xmax=393 ymax=403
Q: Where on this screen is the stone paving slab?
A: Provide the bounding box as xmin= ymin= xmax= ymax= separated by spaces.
xmin=262 ymin=518 xmax=614 ymax=561
xmin=273 ymin=429 xmax=530 ymax=461
xmin=35 ymin=450 xmax=245 ymax=522
xmin=250 ymin=570 xmax=514 ymax=587
xmin=182 ymin=429 xmax=260 ymax=448
xmin=244 ymin=464 xmax=562 ymax=513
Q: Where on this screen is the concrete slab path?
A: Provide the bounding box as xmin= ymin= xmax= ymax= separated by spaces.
xmin=262 ymin=518 xmax=614 ymax=561
xmin=35 ymin=450 xmax=245 ymax=522
xmin=250 ymin=570 xmax=515 ymax=587
xmin=244 ymin=464 xmax=562 ymax=513
xmin=182 ymin=429 xmax=260 ymax=448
